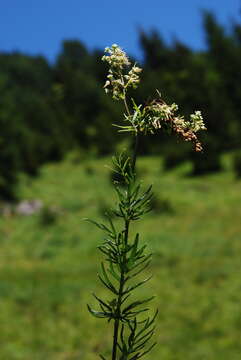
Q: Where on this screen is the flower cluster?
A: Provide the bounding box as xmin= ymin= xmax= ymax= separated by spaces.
xmin=102 ymin=44 xmax=142 ymax=100
xmin=121 ymin=96 xmax=206 ymax=151
xmin=171 ymin=111 xmax=206 ymax=151
xmin=189 ymin=111 xmax=206 ymax=132
xmin=117 ymin=99 xmax=178 ymax=135
xmin=102 ymin=44 xmax=130 ymax=69
xmin=125 ymin=65 xmax=142 ymax=88
xmin=102 ymin=44 xmax=206 ymax=151
xmin=145 ymin=99 xmax=179 ymax=129
xmin=146 ymin=98 xmax=206 ymax=151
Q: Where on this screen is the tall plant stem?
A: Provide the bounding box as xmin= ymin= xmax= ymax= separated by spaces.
xmin=123 ymin=96 xmax=131 ymax=117
xmin=112 ymin=220 xmax=130 ymax=360
xmin=122 ymin=89 xmax=131 ymax=117
xmin=112 ymin=129 xmax=139 ymax=360
xmin=132 ymin=134 xmax=139 ymax=172
xmin=111 ymin=88 xmax=139 ymax=359
xmin=122 ymin=93 xmax=138 ymax=170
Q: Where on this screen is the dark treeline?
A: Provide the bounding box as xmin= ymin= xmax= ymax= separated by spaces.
xmin=1 ymin=11 xmax=241 ymax=200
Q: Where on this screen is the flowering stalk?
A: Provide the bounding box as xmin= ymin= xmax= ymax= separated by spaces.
xmin=87 ymin=44 xmax=206 ymax=360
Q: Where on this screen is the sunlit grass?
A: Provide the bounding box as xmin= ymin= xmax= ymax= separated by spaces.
xmin=0 ymin=155 xmax=240 ymax=359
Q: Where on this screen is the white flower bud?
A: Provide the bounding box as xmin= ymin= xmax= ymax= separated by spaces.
xmin=190 ymin=111 xmax=206 ymax=132
xmin=132 ymin=66 xmax=142 ymax=73
xmin=104 ymin=80 xmax=110 ymax=88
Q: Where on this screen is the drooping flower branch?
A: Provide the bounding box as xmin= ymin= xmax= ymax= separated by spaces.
xmin=102 ymin=44 xmax=206 ymax=151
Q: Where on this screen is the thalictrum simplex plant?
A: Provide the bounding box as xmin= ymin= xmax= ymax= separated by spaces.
xmin=87 ymin=44 xmax=206 ymax=360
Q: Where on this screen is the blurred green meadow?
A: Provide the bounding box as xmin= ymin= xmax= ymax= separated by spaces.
xmin=0 ymin=155 xmax=241 ymax=360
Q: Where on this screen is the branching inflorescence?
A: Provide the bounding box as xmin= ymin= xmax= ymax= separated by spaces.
xmin=87 ymin=44 xmax=206 ymax=360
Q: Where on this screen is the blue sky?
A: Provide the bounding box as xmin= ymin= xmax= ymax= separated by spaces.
xmin=0 ymin=0 xmax=240 ymax=62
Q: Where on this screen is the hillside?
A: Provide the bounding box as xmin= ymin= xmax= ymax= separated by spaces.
xmin=0 ymin=155 xmax=240 ymax=360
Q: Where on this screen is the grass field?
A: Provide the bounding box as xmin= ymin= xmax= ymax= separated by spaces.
xmin=0 ymin=155 xmax=241 ymax=360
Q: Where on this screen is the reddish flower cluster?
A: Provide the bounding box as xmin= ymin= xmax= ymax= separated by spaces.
xmin=145 ymin=98 xmax=204 ymax=152
xmin=173 ymin=123 xmax=203 ymax=152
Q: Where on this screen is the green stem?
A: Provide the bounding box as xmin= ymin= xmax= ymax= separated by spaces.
xmin=120 ymin=71 xmax=130 ymax=117
xmin=123 ymin=94 xmax=131 ymax=117
xmin=112 ymin=95 xmax=139 ymax=360
xmin=132 ymin=133 xmax=139 ymax=172
xmin=112 ymin=220 xmax=130 ymax=360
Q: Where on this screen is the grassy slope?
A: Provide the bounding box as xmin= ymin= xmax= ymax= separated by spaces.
xmin=0 ymin=156 xmax=241 ymax=360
